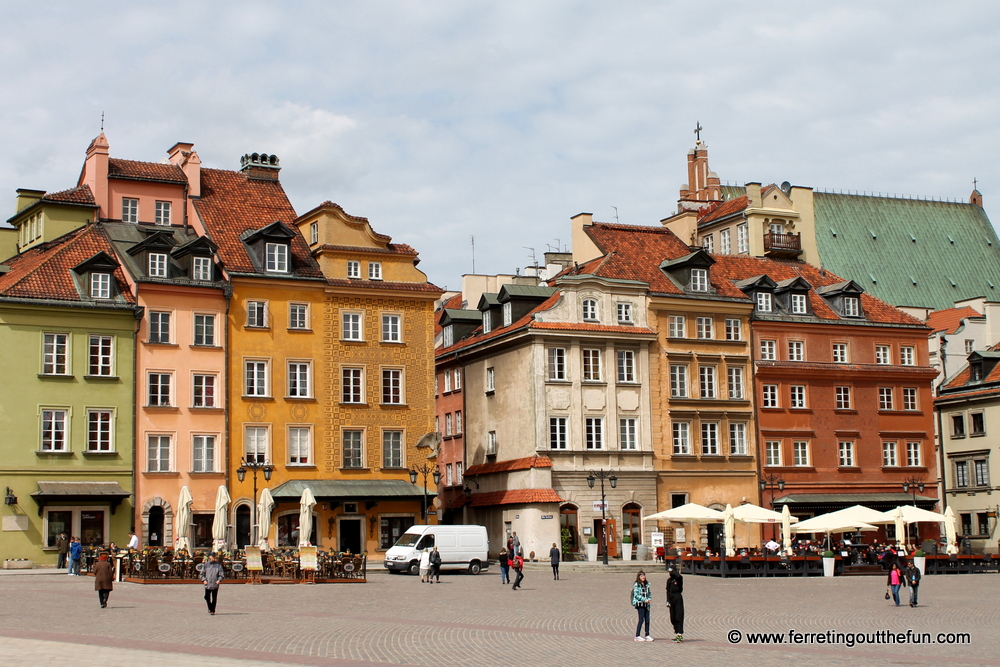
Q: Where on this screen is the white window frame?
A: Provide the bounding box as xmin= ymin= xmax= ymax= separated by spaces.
xmin=368 ymin=262 xmax=382 ymax=280
xmin=670 ymin=364 xmax=688 ymax=398
xmin=720 ymin=228 xmax=731 ymax=254
xmin=582 ymin=298 xmax=598 ymax=321
xmin=878 ymin=387 xmax=894 ymax=411
xmin=549 ymin=416 xmax=568 ymax=450
xmin=585 ymin=417 xmax=604 ymax=450
xmin=146 ymin=433 xmax=172 ymax=472
xmin=122 ymin=198 xmax=138 ymax=223
xmin=582 ymin=349 xmax=602 ymax=382
xmin=287 ymin=361 xmax=312 ymax=398
xmin=789 ymin=384 xmax=806 ymax=409
xmin=482 ymin=310 xmax=492 ymax=334
xmin=729 ymin=423 xmax=747 ymax=455
xmin=737 ymin=223 xmax=749 ymax=253
xmin=690 ymin=268 xmax=708 ymax=292
xmin=149 ymin=311 xmax=171 ymax=343
xmin=382 ymin=368 xmax=403 ymax=405
xmin=548 ymin=348 xmax=567 ymax=381
xmin=244 ymin=360 xmax=269 ymax=397
xmin=443 ymin=371 xmax=452 ymax=393
xmin=839 ymin=441 xmax=855 ymax=467
xmin=502 ymin=302 xmax=512 ymax=327
xmin=727 ymin=366 xmax=744 ymax=399
xmin=192 ymin=256 xmax=212 ymax=281
xmin=147 ymin=372 xmax=172 ymax=406
xmin=832 ymin=342 xmax=849 ymax=363
xmin=790 ymin=293 xmax=807 ymax=314
xmin=902 ymin=387 xmax=918 ymax=411
xmin=309 ymin=222 xmax=318 ymax=245
xmin=696 ymin=316 xmax=714 ymax=339
xmin=347 ymin=260 xmax=361 ymax=279
xmin=453 ymin=369 xmax=462 ymax=391
xmin=246 ymin=301 xmax=268 ymax=328
xmin=761 ymin=384 xmax=779 ymax=408
xmin=193 ymin=313 xmax=215 ymax=346
xmin=192 ymin=434 xmax=217 ymax=472
xmin=382 ymin=430 xmax=403 ymax=468
xmin=289 ymin=303 xmax=309 ymax=330
xmin=668 ymin=315 xmax=686 ymax=338
xmin=265 ymin=243 xmax=289 ymax=273
xmin=154 ymin=200 xmax=171 ymax=225
xmin=725 ymin=318 xmax=742 ymax=341
xmin=617 ymin=302 xmax=633 ymax=323
xmin=701 ymin=422 xmax=719 ymax=455
xmin=765 ymin=440 xmax=781 ymax=467
xmin=875 ymin=345 xmax=891 ymax=365
xmin=619 ymin=418 xmax=638 ymax=450
xmin=702 ymin=233 xmax=714 ymax=253
xmin=759 ymin=339 xmax=776 ymax=361
xmin=88 ymin=334 xmax=113 ymax=376
xmin=882 ymin=441 xmax=898 ymax=467
xmin=672 ymin=422 xmax=690 ymax=455
xmin=617 ymin=350 xmax=636 ymax=383
xmin=793 ymin=441 xmax=811 ymax=466
xmin=244 ymin=425 xmax=269 ymax=464
xmin=90 ymin=273 xmax=111 ymax=299
xmin=787 ymin=340 xmax=804 ymax=362
xmin=40 ymin=408 xmax=69 ymax=451
xmin=86 ymin=409 xmax=114 ymax=452
xmin=906 ymin=441 xmax=921 ymax=467
xmin=487 ymin=431 xmax=497 ymax=455
xmin=148 ymin=253 xmax=168 ymax=278
xmin=288 ymin=426 xmax=312 ymax=466
xmin=341 ymin=367 xmax=364 ymax=404
xmin=442 ymin=325 xmax=454 ymax=347
xmin=756 ymin=292 xmax=772 ymax=312
xmin=454 ymin=410 xmax=462 ymax=434
xmin=843 ymin=296 xmax=860 ymax=317
xmin=486 ymin=367 xmax=495 ymax=392
xmin=192 ymin=373 xmax=217 ymax=408
xmin=835 ymin=385 xmax=851 ymax=409
xmin=342 ymin=312 xmax=362 ymax=340
xmin=382 ymin=313 xmax=401 ymax=342
xmin=900 ymin=346 xmax=915 ymax=366
xmin=699 ymin=365 xmax=716 ymax=399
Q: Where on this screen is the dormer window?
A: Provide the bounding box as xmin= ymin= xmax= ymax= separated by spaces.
xmin=266 ymin=243 xmax=288 ymax=273
xmin=149 ymin=253 xmax=168 ymax=278
xmin=843 ymin=296 xmax=860 ymax=317
xmin=502 ymin=302 xmax=512 ymax=327
xmin=690 ymin=269 xmax=708 ymax=292
xmin=815 ymin=280 xmax=866 ymax=319
xmin=192 ymin=256 xmax=212 ymax=281
xmin=791 ymin=293 xmax=807 ymax=314
xmin=582 ymin=298 xmax=598 ymax=321
xmin=482 ymin=310 xmax=492 ymax=334
xmin=369 ymin=262 xmax=382 ymax=280
xmin=310 ymin=222 xmax=318 ymax=245
xmin=347 ymin=260 xmax=360 ymax=279
xmin=442 ymin=325 xmax=454 ymax=347
xmin=90 ymin=273 xmax=111 ymax=299
xmin=971 ymin=363 xmax=983 ymax=382
xmin=756 ymin=292 xmax=772 ymax=312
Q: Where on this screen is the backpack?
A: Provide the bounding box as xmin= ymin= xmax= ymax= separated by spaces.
xmin=513 ymin=556 xmax=523 ymax=570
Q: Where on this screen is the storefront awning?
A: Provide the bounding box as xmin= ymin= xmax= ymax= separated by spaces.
xmin=31 ymin=481 xmax=131 ymax=516
xmin=773 ymin=493 xmax=938 ymax=513
xmin=270 ymin=479 xmax=436 ymax=503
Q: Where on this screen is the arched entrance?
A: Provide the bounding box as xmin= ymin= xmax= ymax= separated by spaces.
xmin=622 ymin=503 xmax=642 ymax=545
xmin=560 ymin=504 xmax=579 ymax=553
xmin=235 ymin=505 xmax=251 ymax=548
xmin=147 ymin=506 xmax=164 ymax=546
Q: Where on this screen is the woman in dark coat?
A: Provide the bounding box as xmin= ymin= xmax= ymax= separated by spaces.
xmin=666 ymin=565 xmax=684 ymax=642
xmin=93 ymin=553 xmax=114 ymax=608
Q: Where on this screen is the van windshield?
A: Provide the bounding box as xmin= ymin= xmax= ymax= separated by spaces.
xmin=393 ymin=533 xmax=422 ymax=547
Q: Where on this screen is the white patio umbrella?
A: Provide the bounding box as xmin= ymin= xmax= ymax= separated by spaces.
xmin=211 ymin=485 xmax=231 ymax=551
xmin=944 ymin=506 xmax=959 ymax=555
xmin=723 ymin=505 xmax=736 ymax=557
xmin=175 ymin=486 xmax=193 ymax=551
xmin=732 ymin=503 xmax=798 ymax=524
xmin=790 ymin=514 xmax=879 ymax=533
xmin=643 ymin=503 xmax=725 ymax=523
xmin=871 ymin=506 xmax=945 ymax=549
xmin=299 ymin=487 xmax=316 ymax=547
xmin=257 ymin=487 xmax=275 ymax=550
xmin=781 ymin=505 xmax=793 ymax=556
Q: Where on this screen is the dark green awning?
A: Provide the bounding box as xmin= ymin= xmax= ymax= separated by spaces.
xmin=270 ymin=479 xmax=436 ymax=502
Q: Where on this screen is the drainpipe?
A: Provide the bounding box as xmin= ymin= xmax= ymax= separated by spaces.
xmin=937 ymin=334 xmax=948 ymax=513
xmin=223 ymin=284 xmax=233 ymax=494
xmin=749 ymin=310 xmax=765 ymax=508
xmin=132 ymin=304 xmax=144 ymax=533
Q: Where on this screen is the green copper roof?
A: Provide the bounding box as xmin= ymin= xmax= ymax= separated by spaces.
xmin=812 ymin=193 xmax=1000 ymax=309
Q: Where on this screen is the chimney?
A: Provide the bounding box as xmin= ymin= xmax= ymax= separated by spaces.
xmin=677 ymin=142 xmax=721 ymax=213
xmin=80 ymin=133 xmax=110 ymax=218
xmin=240 ymin=153 xmax=281 ymax=181
xmin=167 ymin=142 xmax=201 ymax=197
xmin=15 ymin=188 xmax=45 ymax=213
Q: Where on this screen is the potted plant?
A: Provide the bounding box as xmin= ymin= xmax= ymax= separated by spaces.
xmin=822 ymin=549 xmax=836 ymax=577
xmin=621 ymin=535 xmax=632 ymax=561
xmin=586 ymin=536 xmax=599 ymax=562
xmin=913 ymin=549 xmax=926 ymax=576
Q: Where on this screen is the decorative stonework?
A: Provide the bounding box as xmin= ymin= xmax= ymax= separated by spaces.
xmin=140 ymin=497 xmax=173 ymax=547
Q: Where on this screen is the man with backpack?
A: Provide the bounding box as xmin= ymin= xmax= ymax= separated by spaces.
xmin=511 ymin=551 xmax=524 ymax=590
xmin=429 ymin=546 xmax=442 ymax=583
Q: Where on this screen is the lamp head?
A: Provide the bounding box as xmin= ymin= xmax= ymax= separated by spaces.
xmin=609 ymin=473 xmax=618 ymax=489
xmin=236 ymin=467 xmax=247 ymax=483
xmin=263 ymin=465 xmax=273 ymax=482
xmin=777 ymin=479 xmax=785 ymax=492
xmin=432 ymin=469 xmax=441 ymax=485
xmin=586 ymin=474 xmax=596 ymax=490
xmin=902 ymin=482 xmax=910 ymax=493
xmin=463 ymin=486 xmax=472 ymax=498
xmin=409 ymin=469 xmax=418 ymax=485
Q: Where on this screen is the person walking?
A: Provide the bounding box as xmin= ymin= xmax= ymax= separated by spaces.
xmin=498 ymin=548 xmax=510 ymax=584
xmin=68 ymin=537 xmax=83 ymax=576
xmin=631 ymin=571 xmax=653 ymax=641
xmin=887 ymin=562 xmax=903 ymax=606
xmin=55 ymin=533 xmax=69 ymax=570
xmin=200 ymin=553 xmax=225 ymax=615
xmin=419 ymin=548 xmax=431 ymax=583
xmin=93 ymin=553 xmax=114 ymax=608
xmin=511 ymin=551 xmax=524 ymax=590
xmin=666 ymin=565 xmax=684 ymax=642
xmin=549 ymin=542 xmax=560 ymax=580
xmin=429 ymin=546 xmax=442 ymax=583
xmin=904 ymin=560 xmax=921 ymax=607
xmin=511 ymin=532 xmax=521 ymax=558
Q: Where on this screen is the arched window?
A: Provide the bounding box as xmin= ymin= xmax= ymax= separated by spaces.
xmin=622 ymin=503 xmax=642 ymax=545
xmin=582 ymin=299 xmax=598 ymax=322
xmin=560 ymin=504 xmax=579 ymax=552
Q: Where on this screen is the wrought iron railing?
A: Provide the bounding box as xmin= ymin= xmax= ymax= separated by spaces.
xmin=764 ymin=231 xmax=801 ymax=252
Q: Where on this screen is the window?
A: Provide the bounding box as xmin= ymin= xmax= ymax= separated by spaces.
xmin=453 ymin=369 xmax=462 ymax=391
xmin=955 ymin=460 xmax=969 ymax=487
xmin=444 ymin=413 xmax=453 ymax=436
xmin=245 ymin=360 xmax=268 ymax=397
xmin=288 ymin=427 xmax=311 ymax=465
xmin=900 ymin=346 xmax=915 ymax=366
xmin=972 ymin=412 xmax=986 ymax=435
xmin=382 ymin=430 xmax=403 ymax=468
xmin=446 ymin=464 xmax=454 ymax=487
xmin=619 ymin=418 xmax=638 ymax=450
xmin=668 ymin=315 xmax=686 ymax=338
xmin=902 ymin=387 xmax=917 ymax=411
xmin=727 ymin=366 xmax=744 ymax=399
xmin=380 ymin=517 xmax=413 ymax=550
xmin=696 ymin=316 xmax=713 ymax=339
xmin=246 ymin=301 xmax=267 ymax=328
xmin=672 ymin=422 xmax=690 ymax=455
xmin=978 ymin=512 xmax=990 ymax=535
xmin=265 ymin=243 xmax=288 ymax=273
xmin=764 ymin=440 xmax=781 ymax=467
xmin=148 ymin=372 xmax=172 ymax=406
xmin=147 ymin=435 xmax=171 ymax=472
xmin=43 ymin=333 xmax=69 ymax=375
xmin=480 ymin=310 xmax=492 ymax=334
xmin=582 ymin=298 xmax=598 ymax=321
xmin=151 ymin=200 xmax=170 ymax=225
xmin=342 ymin=367 xmax=363 ymax=403
xmin=192 ymin=374 xmax=216 ymax=408
xmin=761 ymin=384 xmax=779 ymax=408
xmin=720 ymin=228 xmax=731 ymax=254
xmin=382 ymin=314 xmax=401 ymax=341
xmin=789 ymin=385 xmax=806 ymax=408
xmin=347 ymin=260 xmax=360 ymax=279
xmin=961 ymin=513 xmax=973 ymax=535
xmin=342 ymin=312 xmax=361 ymax=340
xmin=442 ymin=325 xmax=453 ymax=347
xmin=832 ymin=342 xmax=848 ymax=363
xmin=368 ymin=262 xmax=382 ymax=280
xmin=90 ymin=273 xmax=111 ymax=298
xmin=193 ymin=314 xmax=215 ymax=346
xmin=690 ymin=268 xmax=708 ymax=292
xmin=756 ymin=292 xmax=772 ymax=312
xmin=617 ymin=302 xmax=633 ymax=323
xmin=701 ymin=422 xmax=719 ymax=455
xmin=702 ymin=234 xmax=714 ymax=253
xmin=699 ymin=365 xmax=716 ymax=399
xmin=759 ymin=340 xmax=776 ymax=361
xmin=906 ymin=441 xmax=921 ymax=467
xmin=793 ymin=441 xmax=810 ymax=466
xmin=725 ymin=318 xmax=742 ymax=341
xmin=790 ymin=293 xmax=807 ymax=314
xmin=883 ymin=441 xmax=898 ymax=467
xmin=310 ymin=222 xmax=318 ymax=245
xmin=975 ymin=459 xmax=989 ymax=487
xmin=288 ymin=362 xmax=311 ymax=397
xmin=342 ymin=431 xmax=363 ymax=468
xmin=487 ymin=431 xmax=497 ymax=455
xmin=669 ymin=364 xmax=688 ymax=398
xmin=244 ymin=426 xmax=267 ymax=464
xmin=971 ymin=364 xmax=983 ymax=382
xmin=951 ymin=414 xmax=965 ymax=438
xmin=549 ymin=417 xmax=567 ymax=449
xmin=835 ymin=386 xmax=851 ymax=409
xmin=582 ymin=349 xmax=602 ymax=381
xmin=878 ymin=387 xmax=894 ymax=411
xmin=84 ymin=409 xmax=112 ymax=452
xmin=148 ymin=253 xmax=168 ymax=278
xmin=729 ymin=423 xmax=747 ymax=455
xmin=585 ymin=417 xmax=603 ymax=449
xmin=454 ymin=410 xmax=462 ymax=434
xmin=122 ymin=198 xmax=138 ymax=223
xmin=149 ymin=311 xmax=171 ymax=343
xmin=875 ymin=345 xmax=891 ymax=365
xmin=456 ymin=462 xmax=463 ymax=484
xmin=787 ymin=340 xmax=804 ymax=361
xmin=486 ymin=367 xmax=495 ymax=392
xmin=382 ymin=368 xmax=402 ymax=404
xmin=88 ymin=335 xmax=113 ymax=376
xmin=193 ymin=435 xmax=216 ymax=472
xmin=737 ymin=223 xmax=749 ymax=253
xmin=617 ymin=350 xmax=635 ymax=383
xmin=502 ymin=302 xmax=512 ymax=327
xmin=443 ymin=372 xmax=452 ymax=393
xmin=839 ymin=441 xmax=855 ymax=467
xmin=290 ymin=304 xmax=309 ymax=330
xmin=843 ymin=296 xmax=860 ymax=317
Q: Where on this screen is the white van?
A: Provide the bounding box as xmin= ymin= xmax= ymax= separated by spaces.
xmin=383 ymin=524 xmax=489 ymax=575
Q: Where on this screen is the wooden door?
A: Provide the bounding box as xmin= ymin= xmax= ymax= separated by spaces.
xmin=607 ymin=519 xmax=618 ymax=558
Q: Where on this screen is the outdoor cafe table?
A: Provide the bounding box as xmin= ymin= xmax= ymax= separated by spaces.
xmin=664 ymin=554 xmax=828 ymax=577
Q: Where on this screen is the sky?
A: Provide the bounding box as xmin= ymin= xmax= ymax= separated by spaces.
xmin=3 ymin=1 xmax=999 ymax=291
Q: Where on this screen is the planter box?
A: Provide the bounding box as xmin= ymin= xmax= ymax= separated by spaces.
xmin=822 ymin=557 xmax=835 ymax=577
xmin=3 ymin=559 xmax=32 ymax=570
xmin=622 ymin=544 xmax=632 ymax=561
xmin=586 ymin=543 xmax=599 ymax=562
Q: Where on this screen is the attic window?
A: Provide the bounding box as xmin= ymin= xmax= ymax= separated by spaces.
xmin=193 ymin=257 xmax=212 ymax=281
xmin=843 ymin=296 xmax=860 ymax=317
xmin=369 ymin=262 xmax=382 ymax=280
xmin=971 ymin=364 xmax=983 ymax=382
xmin=690 ymin=269 xmax=708 ymax=292
xmin=265 ymin=243 xmax=288 ymax=273
xmin=790 ymin=293 xmax=807 ymax=314
xmin=148 ymin=253 xmax=168 ymax=278
xmin=90 ymin=273 xmax=111 ymax=299
xmin=482 ymin=310 xmax=492 ymax=334
xmin=442 ymin=325 xmax=454 ymax=348
xmin=502 ymin=302 xmax=512 ymax=327
xmin=347 ymin=260 xmax=360 ymax=279
xmin=756 ymin=292 xmax=772 ymax=313
xmin=582 ymin=298 xmax=598 ymax=321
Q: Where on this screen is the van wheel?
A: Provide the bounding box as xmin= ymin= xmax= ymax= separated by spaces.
xmin=408 ymin=561 xmax=420 ymax=576
xmin=468 ymin=561 xmax=481 ymax=575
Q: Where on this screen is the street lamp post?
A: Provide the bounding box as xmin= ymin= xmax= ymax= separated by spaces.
xmin=759 ymin=473 xmax=785 ymax=542
xmin=902 ymin=476 xmax=926 ymax=547
xmin=587 ymin=469 xmax=618 ymax=566
xmin=236 ymin=458 xmax=273 ymax=547
xmin=409 ymin=464 xmax=441 ymax=522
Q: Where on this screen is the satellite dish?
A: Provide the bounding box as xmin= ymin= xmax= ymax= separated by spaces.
xmin=780 ymin=181 xmax=792 ymax=195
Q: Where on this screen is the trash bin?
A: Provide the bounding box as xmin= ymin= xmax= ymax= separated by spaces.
xmin=636 ymin=544 xmax=650 ymax=561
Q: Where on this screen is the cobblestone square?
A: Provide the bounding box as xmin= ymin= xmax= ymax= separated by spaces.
xmin=1 ymin=568 xmax=997 ymax=666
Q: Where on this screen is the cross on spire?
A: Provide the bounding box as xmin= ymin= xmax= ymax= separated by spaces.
xmin=974 ymin=177 xmax=979 ymax=190
xmin=694 ymin=121 xmax=703 ymax=141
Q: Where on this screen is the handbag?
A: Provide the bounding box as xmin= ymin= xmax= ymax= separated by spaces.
xmin=884 ymin=587 xmax=891 ymax=600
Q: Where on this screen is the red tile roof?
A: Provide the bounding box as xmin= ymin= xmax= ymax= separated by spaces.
xmin=925 ymin=306 xmax=983 ymax=335
xmin=699 ymin=195 xmax=748 ymax=223
xmin=530 ymin=321 xmax=655 ymax=335
xmin=469 ymin=489 xmax=562 ymax=507
xmin=43 ymin=185 xmax=96 ymax=205
xmin=326 ymin=278 xmax=442 ymax=292
xmin=940 ymin=342 xmax=1000 ymax=392
xmin=315 ymin=243 xmax=418 ymax=256
xmin=436 ymin=293 xmax=562 ymax=356
xmin=435 ymin=293 xmax=467 ymax=335
xmin=465 ymin=456 xmax=553 ymax=476
xmin=108 ymin=158 xmax=187 ymax=184
xmin=194 ymin=168 xmax=323 ymax=278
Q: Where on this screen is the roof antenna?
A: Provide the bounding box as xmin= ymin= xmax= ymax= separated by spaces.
xmin=100 ymin=111 xmax=105 ymax=132
xmin=611 ymin=206 xmax=619 ymax=224
xmin=470 ymin=235 xmax=476 ymax=274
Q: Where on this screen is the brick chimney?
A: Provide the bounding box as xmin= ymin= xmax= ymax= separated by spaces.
xmin=80 ymin=132 xmax=110 ymax=217
xmin=167 ymin=142 xmax=201 ymax=197
xmin=240 ymin=153 xmax=281 ymax=181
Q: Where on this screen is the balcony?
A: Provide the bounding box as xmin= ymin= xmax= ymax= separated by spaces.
xmin=764 ymin=231 xmax=802 ymax=258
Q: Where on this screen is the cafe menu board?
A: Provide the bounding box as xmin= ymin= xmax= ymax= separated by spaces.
xmin=299 ymin=546 xmax=318 ymax=571
xmin=245 ymin=546 xmax=263 ymax=571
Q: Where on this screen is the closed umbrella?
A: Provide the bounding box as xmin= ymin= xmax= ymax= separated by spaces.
xmin=175 ymin=486 xmax=193 ymax=551
xmin=299 ymin=488 xmax=316 ymax=547
xmin=892 ymin=506 xmax=907 ymax=550
xmin=781 ymin=505 xmax=793 ymax=556
xmin=723 ymin=504 xmax=736 ymax=557
xmin=944 ymin=506 xmax=959 ymax=555
xmin=257 ymin=487 xmax=274 ymax=550
xmin=212 ymin=485 xmax=231 ymax=551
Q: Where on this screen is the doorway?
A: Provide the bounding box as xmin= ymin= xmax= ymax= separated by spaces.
xmin=236 ymin=505 xmax=251 ymax=548
xmin=147 ymin=506 xmax=164 ymax=547
xmin=339 ymin=518 xmax=363 ymax=553
xmin=593 ymin=518 xmax=619 ymax=558
xmin=708 ymin=523 xmax=723 ymax=553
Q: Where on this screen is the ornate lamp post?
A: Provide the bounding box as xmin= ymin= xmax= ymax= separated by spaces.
xmin=587 ymin=469 xmax=617 ymax=565
xmin=236 ymin=458 xmax=273 ymax=546
xmin=759 ymin=473 xmax=785 ymax=542
xmin=409 ymin=464 xmax=441 ymax=522
xmin=902 ymin=476 xmax=926 ymax=547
